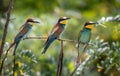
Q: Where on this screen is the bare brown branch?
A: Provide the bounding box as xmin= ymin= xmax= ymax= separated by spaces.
xmin=13 ymin=55 xmax=16 ymax=76
xmin=0 ymin=42 xmax=15 ymax=74
xmin=57 ymin=40 xmax=64 ymax=76
xmin=23 ymin=36 xmax=76 ymax=42
xmin=0 ymin=0 xmax=13 ymax=57
xmin=23 ymin=36 xmax=48 ymax=40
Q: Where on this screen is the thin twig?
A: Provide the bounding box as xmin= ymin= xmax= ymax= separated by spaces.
xmin=0 ymin=42 xmax=15 ymax=74
xmin=23 ymin=36 xmax=48 ymax=40
xmin=0 ymin=0 xmax=13 ymax=57
xmin=57 ymin=40 xmax=64 ymax=76
xmin=0 ymin=0 xmax=14 ymax=74
xmin=70 ymin=43 xmax=89 ymax=76
xmin=23 ymin=36 xmax=76 ymax=42
xmin=13 ymin=55 xmax=16 ymax=76
xmin=70 ymin=63 xmax=80 ymax=76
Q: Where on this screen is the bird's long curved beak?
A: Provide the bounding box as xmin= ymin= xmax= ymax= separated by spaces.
xmin=33 ymin=20 xmax=40 ymax=23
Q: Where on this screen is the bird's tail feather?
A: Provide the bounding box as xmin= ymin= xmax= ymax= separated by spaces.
xmin=13 ymin=42 xmax=20 ymax=55
xmin=42 ymin=38 xmax=55 ymax=54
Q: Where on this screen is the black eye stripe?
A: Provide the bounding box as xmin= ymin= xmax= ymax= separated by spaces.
xmin=85 ymin=23 xmax=95 ymax=25
xmin=28 ymin=20 xmax=34 ymax=22
xmin=58 ymin=19 xmax=65 ymax=22
xmin=60 ymin=19 xmax=65 ymax=21
xmin=87 ymin=23 xmax=92 ymax=25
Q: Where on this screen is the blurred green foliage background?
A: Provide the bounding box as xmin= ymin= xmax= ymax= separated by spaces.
xmin=0 ymin=0 xmax=120 ymax=76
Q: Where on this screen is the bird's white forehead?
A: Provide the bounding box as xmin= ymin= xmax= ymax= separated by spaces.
xmin=62 ymin=17 xmax=67 ymax=19
xmin=88 ymin=21 xmax=94 ymax=23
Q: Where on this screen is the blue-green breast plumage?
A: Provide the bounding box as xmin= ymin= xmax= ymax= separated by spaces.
xmin=79 ymin=28 xmax=91 ymax=44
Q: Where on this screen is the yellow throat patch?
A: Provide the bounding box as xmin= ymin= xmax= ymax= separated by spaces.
xmin=85 ymin=24 xmax=94 ymax=29
xmin=60 ymin=20 xmax=67 ymax=25
xmin=29 ymin=22 xmax=35 ymax=26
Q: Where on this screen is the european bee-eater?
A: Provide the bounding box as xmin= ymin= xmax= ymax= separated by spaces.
xmin=42 ymin=17 xmax=70 ymax=54
xmin=76 ymin=21 xmax=98 ymax=64
xmin=13 ymin=18 xmax=40 ymax=55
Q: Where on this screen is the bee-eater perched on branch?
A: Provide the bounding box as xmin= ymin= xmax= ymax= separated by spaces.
xmin=76 ymin=21 xmax=98 ymax=65
xmin=13 ymin=18 xmax=40 ymax=55
xmin=42 ymin=17 xmax=70 ymax=54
